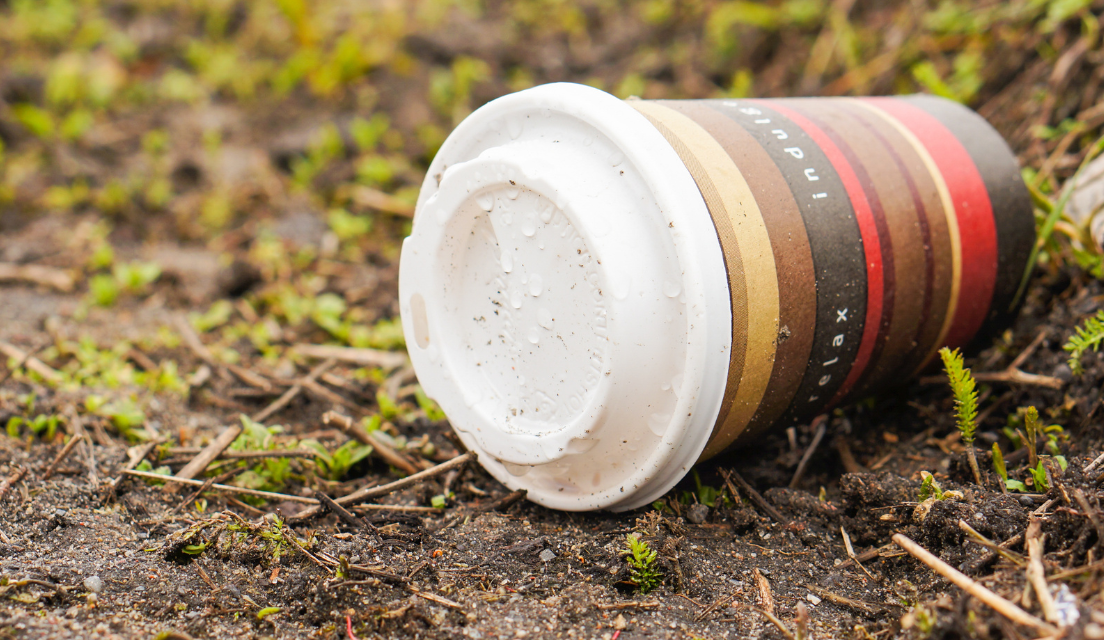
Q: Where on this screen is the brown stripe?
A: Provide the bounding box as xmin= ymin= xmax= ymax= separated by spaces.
xmin=630 ymin=101 xmax=780 ymax=460
xmin=803 ymin=101 xmax=927 ymax=398
xmin=662 ymin=101 xmax=817 ymax=437
xmin=632 ymin=110 xmax=750 ymax=439
xmin=850 ymin=99 xmax=963 ymax=375
xmin=780 ymin=101 xmax=907 ymax=399
xmin=841 ymin=101 xmax=953 ymax=377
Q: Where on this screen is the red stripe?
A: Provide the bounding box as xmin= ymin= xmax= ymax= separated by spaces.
xmin=862 ymin=98 xmax=998 ymax=350
xmin=760 ymin=101 xmax=884 ymax=404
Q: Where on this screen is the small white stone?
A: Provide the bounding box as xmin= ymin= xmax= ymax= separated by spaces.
xmin=805 ymin=594 xmax=821 ymax=606
xmin=539 ymin=549 xmax=556 ymax=563
xmin=83 ymin=576 xmax=103 ymax=593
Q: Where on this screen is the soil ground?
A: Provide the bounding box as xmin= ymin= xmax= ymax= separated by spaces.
xmin=4 ymin=1 xmax=1104 ymax=639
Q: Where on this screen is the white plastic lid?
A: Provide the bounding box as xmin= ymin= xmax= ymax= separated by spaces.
xmin=399 ymin=83 xmax=732 ymax=511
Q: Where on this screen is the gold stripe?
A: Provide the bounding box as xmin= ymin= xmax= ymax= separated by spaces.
xmin=849 ymin=99 xmax=962 ymax=374
xmin=631 ymin=101 xmax=780 ymax=460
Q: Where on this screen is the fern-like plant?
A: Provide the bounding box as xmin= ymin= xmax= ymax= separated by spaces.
xmin=939 ymin=347 xmax=982 ymax=486
xmin=622 ymin=533 xmax=662 ymax=594
xmin=1065 ymin=310 xmax=1104 ymax=376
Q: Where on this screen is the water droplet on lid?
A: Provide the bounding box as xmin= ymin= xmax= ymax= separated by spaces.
xmin=663 ymin=280 xmax=682 ymax=298
xmin=505 ymin=186 xmax=520 ymax=200
xmin=503 ymin=462 xmax=531 ymax=477
xmin=506 ymin=116 xmax=523 ymax=140
xmin=529 ymin=274 xmax=543 ymax=297
xmin=510 ymin=292 xmax=523 ymax=309
xmin=476 ymin=193 xmax=495 ymax=212
xmin=528 ymin=327 xmax=540 ymax=344
xmin=608 ymin=150 xmax=625 ymax=166
xmin=521 ymin=220 xmax=536 ymax=237
xmin=537 ymin=307 xmax=554 ymax=330
xmin=501 ymin=251 xmax=514 ymax=273
xmin=647 ymin=413 xmax=671 ymax=437
xmin=501 ymin=211 xmax=513 ymax=225
xmin=661 ymin=381 xmax=671 ymax=391
xmin=539 ymin=202 xmax=555 ymax=224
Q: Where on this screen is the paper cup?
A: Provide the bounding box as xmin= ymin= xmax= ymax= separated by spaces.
xmin=399 ymin=83 xmax=1034 ymax=511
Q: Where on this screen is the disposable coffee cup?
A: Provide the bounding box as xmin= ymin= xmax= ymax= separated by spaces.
xmin=399 ymin=82 xmax=1034 ymax=511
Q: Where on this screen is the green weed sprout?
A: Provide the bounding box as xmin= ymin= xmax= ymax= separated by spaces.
xmin=1023 ymin=406 xmax=1041 ymax=469
xmin=622 ymin=533 xmax=662 ymax=594
xmin=939 ymin=347 xmax=982 ymax=486
xmin=1029 ymin=461 xmax=1049 ymax=492
xmin=1065 ymin=310 xmax=1104 ymax=375
xmin=991 ymin=443 xmax=1026 ymax=492
xmin=304 ymin=438 xmax=373 ymax=481
xmin=917 ymin=471 xmax=945 ymax=501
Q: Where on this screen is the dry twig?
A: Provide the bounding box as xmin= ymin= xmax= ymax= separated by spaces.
xmin=292 ymin=344 xmax=406 ymax=369
xmin=732 ymin=603 xmax=795 ymax=640
xmin=958 ymin=520 xmax=1026 ymax=567
xmin=1026 ymin=518 xmax=1059 ymax=624
xmin=0 ymin=466 xmax=28 ymax=502
xmin=1073 ymin=488 xmax=1104 ymax=549
xmin=166 ymin=425 xmax=241 ymax=494
xmin=314 ymin=490 xmax=367 ymax=529
xmin=42 ymin=434 xmax=83 ymax=480
xmin=754 ymin=567 xmax=774 ymax=616
xmin=595 ymin=601 xmax=661 ymax=611
xmin=789 ymin=414 xmax=828 ymax=488
xmin=174 ymin=315 xmax=271 ymax=390
xmin=288 ymin=451 xmax=476 ymax=522
xmin=920 ymin=329 xmax=1062 ymax=389
xmin=323 ymin=411 xmax=419 ymax=476
xmin=123 ymin=469 xmax=318 ymax=504
xmin=722 ymin=469 xmax=789 ymax=524
xmin=0 ymin=263 xmax=74 ymax=291
xmin=253 ymin=359 xmax=335 ymax=423
xmin=892 ymin=533 xmax=1056 ymax=634
xmin=0 ymin=342 xmax=61 ymax=384
xmin=841 ymin=526 xmax=879 ymax=582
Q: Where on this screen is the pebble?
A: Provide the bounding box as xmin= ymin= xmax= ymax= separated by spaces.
xmin=686 ymin=504 xmax=710 ymax=524
xmin=83 ymin=576 xmax=103 ymax=593
xmin=538 ymin=549 xmax=556 ymax=563
xmin=805 ymin=594 xmax=821 ymax=605
xmin=1019 ymin=495 xmax=1036 ymax=507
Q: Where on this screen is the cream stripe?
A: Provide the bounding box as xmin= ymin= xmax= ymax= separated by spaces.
xmin=632 ymin=101 xmax=779 ymax=458
xmin=849 ymin=99 xmax=962 ymax=374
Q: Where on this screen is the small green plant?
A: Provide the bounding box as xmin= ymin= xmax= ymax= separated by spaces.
xmin=1023 ymin=406 xmax=1041 ymax=469
xmin=679 ymin=469 xmax=726 ymax=508
xmin=5 ymin=414 xmax=63 ymax=441
xmin=90 ymin=397 xmax=148 ymax=441
xmin=1029 ymin=460 xmax=1050 ymax=492
xmin=134 ymin=458 xmax=172 ymax=485
xmin=917 ymin=471 xmax=945 ymax=501
xmin=991 ymin=443 xmax=1027 ymax=492
xmin=304 ymin=438 xmax=373 ymax=481
xmin=622 ymin=532 xmax=662 ymax=594
xmin=415 ymin=388 xmax=446 ymax=421
xmin=939 ymin=347 xmax=982 ymax=486
xmin=1065 ymin=310 xmax=1104 ymax=375
xmin=230 ymin=416 xmax=293 ymax=495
